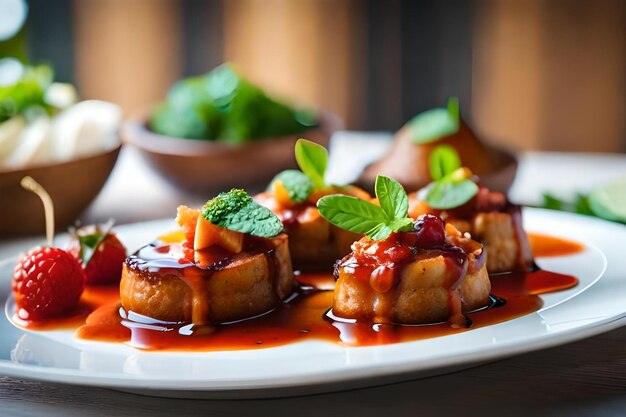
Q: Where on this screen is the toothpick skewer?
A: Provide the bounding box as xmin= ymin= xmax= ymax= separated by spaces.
xmin=20 ymin=176 xmax=55 ymax=246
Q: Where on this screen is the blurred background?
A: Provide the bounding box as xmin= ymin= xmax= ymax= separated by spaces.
xmin=2 ymin=0 xmax=624 ymax=153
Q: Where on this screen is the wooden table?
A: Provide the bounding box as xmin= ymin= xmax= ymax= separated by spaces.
xmin=1 ymin=133 xmax=625 ymax=416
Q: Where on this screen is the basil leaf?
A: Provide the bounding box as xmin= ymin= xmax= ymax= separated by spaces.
xmin=407 ymin=97 xmax=460 ymax=144
xmin=295 ymin=138 xmax=328 ymax=187
xmin=375 ymin=175 xmax=408 ymax=221
xmin=429 ymin=145 xmax=461 ymax=181
xmin=317 ymin=175 xmax=415 ymax=241
xmin=422 ymin=179 xmax=478 ymax=210
xmin=317 ymin=195 xmax=388 ymax=238
xmin=270 ymin=170 xmax=314 ymax=203
xmin=202 ymin=189 xmax=283 ymax=237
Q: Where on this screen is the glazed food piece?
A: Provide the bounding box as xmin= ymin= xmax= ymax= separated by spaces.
xmin=410 ymin=146 xmax=532 ymax=273
xmin=318 ymin=175 xmax=490 ymax=326
xmin=120 ymin=190 xmax=293 ymax=325
xmin=359 ymin=98 xmax=516 ymax=193
xmin=255 ymin=139 xmax=371 ymax=270
xmin=410 ymin=187 xmax=532 ymax=273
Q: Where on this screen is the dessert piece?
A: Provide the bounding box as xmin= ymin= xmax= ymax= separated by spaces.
xmin=359 ymin=98 xmax=516 ymax=193
xmin=120 ymin=189 xmax=293 ymax=325
xmin=410 ymin=146 xmax=532 ymax=273
xmin=68 ymin=222 xmax=127 ymax=285
xmin=318 ymin=175 xmax=490 ymax=326
xmin=255 ymin=139 xmax=371 ymax=270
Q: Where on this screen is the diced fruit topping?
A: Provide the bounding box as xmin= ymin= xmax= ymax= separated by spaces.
xmin=12 ymin=246 xmax=85 ymax=320
xmin=68 ymin=225 xmax=127 ymax=285
xmin=352 ymin=233 xmax=414 ymax=268
xmin=176 ymin=205 xmax=200 ymax=261
xmin=194 ymin=216 xmax=243 ymax=253
xmin=411 ymin=214 xmax=446 ymax=248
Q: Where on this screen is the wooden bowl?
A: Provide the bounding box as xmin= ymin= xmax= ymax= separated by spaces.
xmin=122 ymin=110 xmax=343 ymax=193
xmin=0 ymin=146 xmax=121 ymax=237
xmin=358 ymin=121 xmax=518 ymax=194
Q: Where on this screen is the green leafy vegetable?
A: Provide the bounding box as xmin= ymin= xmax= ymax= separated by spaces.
xmin=149 ymin=64 xmax=317 ymax=142
xmin=419 ymin=145 xmax=478 ymax=210
xmin=407 ymin=97 xmax=460 ymax=144
xmin=201 ymin=189 xmax=283 ymax=237
xmin=295 ymin=138 xmax=328 ymax=188
xmin=429 ymin=144 xmax=461 ymax=181
xmin=269 ymin=170 xmax=314 ymax=203
xmin=540 ymin=179 xmax=626 ymax=224
xmin=0 ymin=64 xmax=55 ymax=123
xmin=588 ymin=179 xmax=626 ymax=223
xmin=317 ymin=175 xmax=414 ymax=240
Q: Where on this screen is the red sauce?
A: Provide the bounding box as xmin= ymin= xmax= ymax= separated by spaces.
xmin=68 ymin=266 xmax=576 ymax=351
xmin=11 ymin=233 xmax=583 ymax=352
xmin=528 ymin=233 xmax=585 ymax=258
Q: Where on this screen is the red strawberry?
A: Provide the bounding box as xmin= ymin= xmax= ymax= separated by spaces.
xmin=12 ymin=246 xmax=85 ymax=321
xmin=68 ymin=226 xmax=127 ymax=285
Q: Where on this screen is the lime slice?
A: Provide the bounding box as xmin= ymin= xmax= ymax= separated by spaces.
xmin=588 ymin=178 xmax=626 ymax=223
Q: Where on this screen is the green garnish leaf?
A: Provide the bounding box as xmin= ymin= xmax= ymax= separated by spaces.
xmin=574 ymin=193 xmax=594 ymax=216
xmin=317 ymin=175 xmax=414 ymax=240
xmin=421 ymin=179 xmax=479 ymax=210
xmin=588 ymin=178 xmax=626 ymax=223
xmin=407 ymin=97 xmax=460 ymax=144
xmin=202 ymin=189 xmax=283 ymax=237
xmin=317 ymin=195 xmax=388 ymax=236
xmin=420 ymin=145 xmax=478 ymax=209
xmin=295 ymin=138 xmax=328 ymax=188
xmin=429 ymin=145 xmax=461 ymax=181
xmin=270 ymin=170 xmax=314 ymax=203
xmin=542 ymin=193 xmax=565 ymax=211
xmin=74 ymin=220 xmax=114 ymax=266
xmin=375 ymin=175 xmax=408 ymax=220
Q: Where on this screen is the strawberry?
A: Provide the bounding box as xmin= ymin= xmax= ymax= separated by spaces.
xmin=68 ymin=225 xmax=127 ymax=285
xmin=12 ymin=246 xmax=85 ymax=321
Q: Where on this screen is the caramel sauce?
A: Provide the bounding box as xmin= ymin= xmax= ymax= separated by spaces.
xmin=528 ymin=233 xmax=585 ymax=258
xmin=12 ymin=234 xmax=582 ymax=352
xmin=69 ymin=266 xmax=576 ymax=350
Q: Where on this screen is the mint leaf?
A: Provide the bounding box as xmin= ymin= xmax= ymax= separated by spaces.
xmin=270 ymin=170 xmax=314 ymax=203
xmin=407 ymin=97 xmax=460 ymax=144
xmin=429 ymin=145 xmax=461 ymax=181
xmin=421 ymin=179 xmax=478 ymax=210
xmin=202 ymin=189 xmax=283 ymax=237
xmin=317 ymin=175 xmax=414 ymax=240
xmin=375 ymin=175 xmax=408 ymax=220
xmin=295 ymin=138 xmax=328 ymax=187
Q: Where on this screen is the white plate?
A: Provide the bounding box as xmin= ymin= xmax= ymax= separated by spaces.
xmin=0 ymin=208 xmax=624 ymax=399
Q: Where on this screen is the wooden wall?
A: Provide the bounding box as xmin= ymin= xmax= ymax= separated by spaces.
xmin=473 ymin=0 xmax=626 ymax=152
xmin=69 ymin=0 xmax=625 ymax=151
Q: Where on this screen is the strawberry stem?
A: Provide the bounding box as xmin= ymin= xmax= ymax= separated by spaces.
xmin=20 ymin=176 xmax=55 ymax=246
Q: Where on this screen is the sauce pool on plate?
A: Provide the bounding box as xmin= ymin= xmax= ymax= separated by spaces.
xmin=13 ymin=234 xmax=583 ymax=351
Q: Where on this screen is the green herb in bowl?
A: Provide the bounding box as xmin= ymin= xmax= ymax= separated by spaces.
xmin=149 ymin=64 xmax=317 ymax=143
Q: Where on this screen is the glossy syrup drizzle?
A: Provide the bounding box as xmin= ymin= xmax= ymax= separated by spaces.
xmin=15 ymin=234 xmax=583 ymax=351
